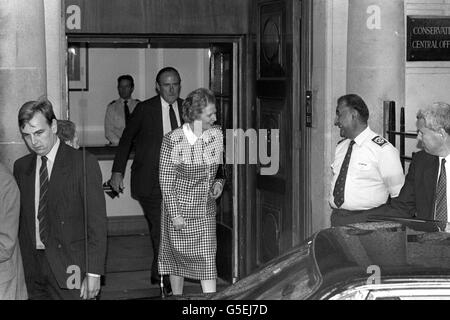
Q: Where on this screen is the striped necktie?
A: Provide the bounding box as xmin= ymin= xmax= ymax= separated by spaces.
xmin=38 ymin=156 xmax=49 ymax=245
xmin=434 ymin=158 xmax=447 ymax=231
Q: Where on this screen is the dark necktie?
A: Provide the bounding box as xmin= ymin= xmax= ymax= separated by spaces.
xmin=169 ymin=104 xmax=178 ymax=131
xmin=124 ymin=100 xmax=130 ymax=125
xmin=333 ymin=140 xmax=355 ymax=208
xmin=434 ymin=158 xmax=447 ymax=231
xmin=38 ymin=156 xmax=49 ymax=245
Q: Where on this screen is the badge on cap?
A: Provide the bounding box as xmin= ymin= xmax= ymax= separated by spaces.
xmin=372 ymin=136 xmax=388 ymax=147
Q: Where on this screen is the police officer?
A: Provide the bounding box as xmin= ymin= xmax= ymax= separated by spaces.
xmin=104 ymin=74 xmax=140 ymax=145
xmin=329 ymin=94 xmax=405 ymax=226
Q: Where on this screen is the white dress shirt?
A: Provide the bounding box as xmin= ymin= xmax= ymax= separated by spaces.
xmin=329 ymin=127 xmax=405 ymax=211
xmin=161 ymin=97 xmax=181 ymax=135
xmin=34 ymin=138 xmax=60 ymax=249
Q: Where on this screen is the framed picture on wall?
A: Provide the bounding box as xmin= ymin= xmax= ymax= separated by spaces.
xmin=68 ymin=43 xmax=89 ymax=91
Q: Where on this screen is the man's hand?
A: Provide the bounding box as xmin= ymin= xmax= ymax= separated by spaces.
xmin=80 ymin=275 xmax=101 ymax=300
xmin=172 ymin=216 xmax=185 ymax=231
xmin=110 ymin=172 xmax=124 ymax=195
xmin=210 ymin=182 xmax=223 ymax=200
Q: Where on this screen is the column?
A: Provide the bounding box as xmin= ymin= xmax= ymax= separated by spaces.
xmin=0 ymin=0 xmax=47 ymax=169
xmin=347 ymin=0 xmax=405 ymax=135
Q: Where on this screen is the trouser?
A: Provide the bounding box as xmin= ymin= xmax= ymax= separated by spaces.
xmin=27 ymin=250 xmax=82 ymax=300
xmin=330 ymin=208 xmax=369 ymax=227
xmin=138 ymin=190 xmax=162 ymax=279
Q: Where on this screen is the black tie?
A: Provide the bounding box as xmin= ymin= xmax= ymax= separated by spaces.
xmin=124 ymin=100 xmax=130 ymax=125
xmin=38 ymin=156 xmax=49 ymax=245
xmin=434 ymin=158 xmax=447 ymax=231
xmin=169 ymin=104 xmax=178 ymax=131
xmin=333 ymin=140 xmax=355 ymax=208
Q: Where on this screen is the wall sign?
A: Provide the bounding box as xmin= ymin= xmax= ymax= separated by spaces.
xmin=407 ymin=16 xmax=450 ymax=61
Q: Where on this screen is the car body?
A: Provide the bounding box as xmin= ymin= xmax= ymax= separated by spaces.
xmin=211 ymin=220 xmax=450 ymax=300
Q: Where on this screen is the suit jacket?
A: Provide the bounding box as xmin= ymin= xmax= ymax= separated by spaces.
xmin=112 ymin=95 xmax=184 ymax=199
xmin=367 ymin=150 xmax=438 ymax=220
xmin=14 ymin=142 xmax=107 ymax=290
xmin=0 ymin=163 xmax=27 ymax=299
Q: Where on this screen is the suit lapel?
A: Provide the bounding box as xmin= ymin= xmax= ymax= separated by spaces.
xmin=154 ymin=97 xmax=164 ymax=139
xmin=48 ymin=143 xmax=70 ymax=214
xmin=424 ymin=155 xmax=439 ymax=217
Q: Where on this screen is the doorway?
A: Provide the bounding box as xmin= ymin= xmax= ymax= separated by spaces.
xmin=65 ymin=35 xmax=241 ymax=286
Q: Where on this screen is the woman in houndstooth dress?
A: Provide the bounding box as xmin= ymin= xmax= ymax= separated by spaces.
xmin=158 ymin=88 xmax=224 ymax=295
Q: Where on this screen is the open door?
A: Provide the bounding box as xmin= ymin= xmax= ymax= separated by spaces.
xmin=252 ymin=0 xmax=307 ymax=267
xmin=210 ymin=43 xmax=234 ymax=283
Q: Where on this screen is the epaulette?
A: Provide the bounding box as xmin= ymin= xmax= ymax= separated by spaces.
xmin=108 ymin=100 xmax=116 ymax=105
xmin=372 ymin=136 xmax=388 ymax=147
xmin=337 ymin=138 xmax=346 ymax=145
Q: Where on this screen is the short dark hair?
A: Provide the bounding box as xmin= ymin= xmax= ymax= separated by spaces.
xmin=182 ymin=88 xmax=216 ymax=123
xmin=18 ymin=97 xmax=56 ymax=129
xmin=57 ymin=120 xmax=76 ymax=143
xmin=337 ymin=94 xmax=369 ymax=123
xmin=117 ymin=74 xmax=134 ymax=87
xmin=156 ymin=67 xmax=181 ymax=84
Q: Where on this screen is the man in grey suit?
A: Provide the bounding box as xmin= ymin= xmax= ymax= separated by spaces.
xmin=0 ymin=161 xmax=27 ymax=299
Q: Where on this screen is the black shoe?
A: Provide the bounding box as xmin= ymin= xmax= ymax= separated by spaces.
xmin=150 ymin=276 xmax=160 ymax=285
xmin=151 ymin=275 xmax=172 ymax=297
xmin=162 ymin=276 xmax=172 ymax=297
xmin=159 ymin=285 xmax=173 ymax=298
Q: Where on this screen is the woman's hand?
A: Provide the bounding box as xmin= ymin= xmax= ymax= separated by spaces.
xmin=172 ymin=215 xmax=185 ymax=230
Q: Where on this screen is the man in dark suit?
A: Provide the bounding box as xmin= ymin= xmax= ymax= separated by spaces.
xmin=109 ymin=67 xmax=183 ymax=294
xmin=338 ymin=102 xmax=450 ymax=230
xmin=14 ymin=98 xmax=107 ymax=299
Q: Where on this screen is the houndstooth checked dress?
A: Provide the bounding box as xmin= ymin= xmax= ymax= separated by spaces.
xmin=158 ymin=124 xmax=224 ymax=280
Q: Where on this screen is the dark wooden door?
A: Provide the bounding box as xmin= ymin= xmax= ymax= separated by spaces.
xmin=210 ymin=44 xmax=234 ymax=282
xmin=253 ymin=0 xmax=304 ymax=266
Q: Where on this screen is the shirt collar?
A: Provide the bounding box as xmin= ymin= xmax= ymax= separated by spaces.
xmin=41 ymin=138 xmax=60 ymax=163
xmin=439 ymin=154 xmax=450 ymax=164
xmin=160 ymin=96 xmax=177 ymax=109
xmin=353 ymin=126 xmax=373 ymax=146
xmin=183 ymin=123 xmax=205 ymax=145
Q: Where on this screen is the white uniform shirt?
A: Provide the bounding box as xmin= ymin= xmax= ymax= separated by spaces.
xmin=161 ymin=97 xmax=181 ymax=135
xmin=104 ymin=98 xmax=139 ymax=145
xmin=329 ymin=127 xmax=405 ymax=210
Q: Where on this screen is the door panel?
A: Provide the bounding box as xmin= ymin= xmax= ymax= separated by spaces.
xmin=254 ymin=0 xmax=299 ymax=266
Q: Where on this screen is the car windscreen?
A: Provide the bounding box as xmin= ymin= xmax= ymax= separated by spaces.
xmin=211 ymin=241 xmax=321 ymax=300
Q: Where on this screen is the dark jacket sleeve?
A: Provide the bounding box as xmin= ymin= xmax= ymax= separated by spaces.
xmin=367 ymin=152 xmax=418 ymax=220
xmin=83 ymin=153 xmax=107 ymax=275
xmin=111 ymin=101 xmax=145 ymax=175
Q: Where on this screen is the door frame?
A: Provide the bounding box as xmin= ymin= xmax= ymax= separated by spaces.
xmin=64 ymin=33 xmax=245 ymax=283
